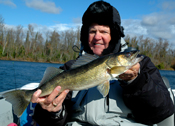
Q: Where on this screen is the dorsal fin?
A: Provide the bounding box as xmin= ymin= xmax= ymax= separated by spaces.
xmin=71 ymin=53 xmax=98 ymax=69
xmin=39 ymin=67 xmax=64 ymax=86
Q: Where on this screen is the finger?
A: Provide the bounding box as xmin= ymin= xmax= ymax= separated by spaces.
xmin=42 ymin=96 xmax=64 ymax=112
xmin=51 ymin=90 xmax=69 ymax=111
xmin=45 ymin=86 xmax=61 ymax=104
xmin=119 ymin=73 xmax=125 ymax=79
xmin=53 ymin=89 xmax=69 ymax=106
xmin=31 ymin=89 xmax=42 ymax=103
xmin=119 ymin=70 xmax=135 ymax=81
xmin=130 ymin=63 xmax=140 ymax=71
xmin=52 ymin=98 xmax=64 ymax=112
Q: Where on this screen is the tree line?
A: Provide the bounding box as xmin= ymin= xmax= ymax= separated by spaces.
xmin=125 ymin=35 xmax=175 ymax=70
xmin=0 ymin=15 xmax=81 ymax=63
xmin=0 ymin=15 xmax=175 ymax=70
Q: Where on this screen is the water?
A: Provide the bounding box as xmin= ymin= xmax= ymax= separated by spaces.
xmin=0 ymin=60 xmax=175 ymax=92
xmin=160 ymin=70 xmax=175 ymax=89
xmin=0 ymin=60 xmax=62 ymax=92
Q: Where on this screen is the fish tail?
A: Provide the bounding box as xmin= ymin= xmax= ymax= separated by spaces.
xmin=2 ymin=89 xmax=31 ymax=117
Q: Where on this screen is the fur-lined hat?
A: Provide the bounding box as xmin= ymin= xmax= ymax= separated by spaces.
xmin=80 ymin=1 xmax=125 ymax=55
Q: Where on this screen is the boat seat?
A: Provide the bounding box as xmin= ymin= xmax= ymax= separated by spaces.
xmin=157 ymin=76 xmax=174 ymax=126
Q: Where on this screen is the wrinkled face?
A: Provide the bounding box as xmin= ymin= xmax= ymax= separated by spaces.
xmin=88 ymin=23 xmax=111 ymax=56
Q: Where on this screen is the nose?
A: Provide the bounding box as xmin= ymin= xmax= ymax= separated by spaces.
xmin=94 ymin=31 xmax=101 ymax=40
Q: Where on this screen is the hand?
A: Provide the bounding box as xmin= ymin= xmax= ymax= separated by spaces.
xmin=119 ymin=63 xmax=140 ymax=81
xmin=31 ymin=86 xmax=69 ymax=112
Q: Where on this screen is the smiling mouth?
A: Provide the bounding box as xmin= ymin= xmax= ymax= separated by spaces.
xmin=94 ymin=43 xmax=103 ymax=45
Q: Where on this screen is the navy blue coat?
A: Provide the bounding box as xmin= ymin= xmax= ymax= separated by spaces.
xmin=33 ymin=56 xmax=174 ymax=125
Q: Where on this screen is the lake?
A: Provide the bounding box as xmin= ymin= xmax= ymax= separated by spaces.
xmin=0 ymin=60 xmax=175 ymax=92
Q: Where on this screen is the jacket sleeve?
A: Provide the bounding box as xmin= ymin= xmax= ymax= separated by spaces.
xmin=120 ymin=55 xmax=174 ymax=125
xmin=33 ymin=60 xmax=75 ymax=126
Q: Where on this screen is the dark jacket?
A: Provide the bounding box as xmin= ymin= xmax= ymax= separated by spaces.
xmin=33 ymin=56 xmax=174 ymax=125
xmin=120 ymin=55 xmax=174 ymax=124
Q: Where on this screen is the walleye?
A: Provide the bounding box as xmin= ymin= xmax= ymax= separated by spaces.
xmin=2 ymin=50 xmax=143 ymax=117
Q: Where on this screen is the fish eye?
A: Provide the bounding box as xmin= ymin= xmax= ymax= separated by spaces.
xmin=125 ymin=53 xmax=131 ymax=57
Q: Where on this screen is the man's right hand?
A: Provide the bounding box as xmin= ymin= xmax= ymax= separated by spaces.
xmin=31 ymin=86 xmax=69 ymax=112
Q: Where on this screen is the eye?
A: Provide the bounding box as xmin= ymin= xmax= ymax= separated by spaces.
xmin=101 ymin=31 xmax=107 ymax=33
xmin=89 ymin=29 xmax=96 ymax=34
xmin=125 ymin=53 xmax=131 ymax=57
xmin=100 ymin=30 xmax=109 ymax=34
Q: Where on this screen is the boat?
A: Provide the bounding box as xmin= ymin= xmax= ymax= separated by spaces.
xmin=0 ymin=77 xmax=174 ymax=126
xmin=0 ymin=83 xmax=40 ymax=126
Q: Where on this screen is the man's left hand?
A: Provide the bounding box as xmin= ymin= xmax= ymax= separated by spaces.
xmin=119 ymin=63 xmax=140 ymax=81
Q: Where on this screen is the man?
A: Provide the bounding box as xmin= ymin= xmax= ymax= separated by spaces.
xmin=32 ymin=1 xmax=174 ymax=126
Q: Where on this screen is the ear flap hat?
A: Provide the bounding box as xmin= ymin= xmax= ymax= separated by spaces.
xmin=80 ymin=1 xmax=125 ymax=55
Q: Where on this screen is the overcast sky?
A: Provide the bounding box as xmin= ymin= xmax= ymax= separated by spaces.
xmin=0 ymin=0 xmax=175 ymax=48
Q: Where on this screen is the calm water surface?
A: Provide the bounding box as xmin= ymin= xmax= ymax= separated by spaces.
xmin=0 ymin=60 xmax=62 ymax=92
xmin=0 ymin=60 xmax=175 ymax=92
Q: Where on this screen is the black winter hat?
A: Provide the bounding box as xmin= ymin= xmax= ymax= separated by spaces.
xmin=80 ymin=1 xmax=125 ymax=55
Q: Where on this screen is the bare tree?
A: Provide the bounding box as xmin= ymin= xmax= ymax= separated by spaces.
xmin=0 ymin=15 xmax=4 ymax=44
xmin=14 ymin=25 xmax=24 ymax=58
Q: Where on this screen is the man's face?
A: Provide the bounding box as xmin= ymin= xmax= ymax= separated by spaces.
xmin=88 ymin=23 xmax=111 ymax=56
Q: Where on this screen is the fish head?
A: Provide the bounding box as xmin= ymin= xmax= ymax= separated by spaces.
xmin=106 ymin=50 xmax=143 ymax=77
xmin=107 ymin=50 xmax=140 ymax=67
xmin=116 ymin=50 xmax=140 ymax=66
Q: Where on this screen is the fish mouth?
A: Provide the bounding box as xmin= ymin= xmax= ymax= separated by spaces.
xmin=127 ymin=51 xmax=140 ymax=66
xmin=117 ymin=50 xmax=140 ymax=66
xmin=130 ymin=51 xmax=139 ymax=61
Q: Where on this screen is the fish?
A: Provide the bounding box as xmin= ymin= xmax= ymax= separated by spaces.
xmin=2 ymin=50 xmax=143 ymax=117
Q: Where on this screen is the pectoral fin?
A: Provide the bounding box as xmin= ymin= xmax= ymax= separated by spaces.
xmin=97 ymin=81 xmax=110 ymax=97
xmin=110 ymin=66 xmax=127 ymax=77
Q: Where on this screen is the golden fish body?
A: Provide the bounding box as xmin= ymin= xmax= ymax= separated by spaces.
xmin=2 ymin=51 xmax=143 ymax=117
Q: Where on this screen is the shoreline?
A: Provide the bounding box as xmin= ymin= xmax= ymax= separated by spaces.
xmin=0 ymin=58 xmax=174 ymax=71
xmin=0 ymin=57 xmax=64 ymax=64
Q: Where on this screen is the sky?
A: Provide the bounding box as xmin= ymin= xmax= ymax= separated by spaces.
xmin=0 ymin=0 xmax=175 ymax=48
